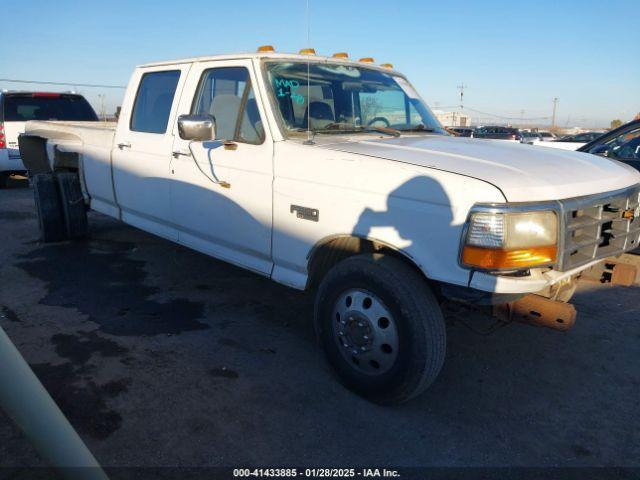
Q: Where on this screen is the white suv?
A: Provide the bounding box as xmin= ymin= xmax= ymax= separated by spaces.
xmin=0 ymin=91 xmax=98 ymax=187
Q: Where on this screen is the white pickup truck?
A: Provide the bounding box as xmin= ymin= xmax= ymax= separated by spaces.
xmin=19 ymin=48 xmax=640 ymax=404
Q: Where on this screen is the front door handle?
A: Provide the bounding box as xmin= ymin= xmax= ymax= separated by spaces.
xmin=172 ymin=149 xmax=192 ymax=158
xmin=117 ymin=142 xmax=131 ymax=150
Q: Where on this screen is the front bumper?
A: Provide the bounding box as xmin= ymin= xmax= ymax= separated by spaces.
xmin=468 ymin=259 xmax=603 ymax=295
xmin=461 ymin=184 xmax=640 ymax=295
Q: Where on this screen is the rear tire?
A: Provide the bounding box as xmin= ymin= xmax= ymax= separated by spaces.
xmin=56 ymin=172 xmax=88 ymax=239
xmin=33 ymin=173 xmax=66 ymax=243
xmin=314 ymin=254 xmax=446 ymax=405
xmin=0 ymin=172 xmax=9 ymax=189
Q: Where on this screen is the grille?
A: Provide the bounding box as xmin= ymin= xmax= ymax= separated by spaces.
xmin=560 ymin=185 xmax=640 ymax=271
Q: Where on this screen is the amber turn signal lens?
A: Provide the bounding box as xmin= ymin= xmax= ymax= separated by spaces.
xmin=299 ymin=48 xmax=316 ymax=55
xmin=257 ymin=45 xmax=275 ymax=53
xmin=462 ymin=245 xmax=557 ymax=270
xmin=359 ymin=57 xmax=375 ymax=63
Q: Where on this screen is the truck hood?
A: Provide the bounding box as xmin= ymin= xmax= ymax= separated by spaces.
xmin=319 ymin=135 xmax=640 ymax=202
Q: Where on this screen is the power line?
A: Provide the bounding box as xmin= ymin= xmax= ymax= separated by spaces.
xmin=463 ymin=106 xmax=551 ymax=121
xmin=431 ymin=103 xmax=552 ymax=121
xmin=0 ymin=78 xmax=126 ymax=89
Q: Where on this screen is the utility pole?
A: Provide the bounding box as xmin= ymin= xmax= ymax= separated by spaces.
xmin=457 ymin=83 xmax=467 ymax=110
xmin=551 ymin=97 xmax=559 ymax=130
xmin=97 ymin=94 xmax=106 ymax=121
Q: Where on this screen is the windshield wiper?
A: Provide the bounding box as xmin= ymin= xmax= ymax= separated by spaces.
xmin=297 ymin=122 xmax=401 ymax=137
xmin=361 ymin=125 xmax=401 ymax=137
xmin=398 ymin=124 xmax=437 ymax=133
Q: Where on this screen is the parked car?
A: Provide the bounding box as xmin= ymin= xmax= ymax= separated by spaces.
xmin=536 ymin=131 xmax=605 ymax=151
xmin=579 ymin=119 xmax=640 ymax=171
xmin=537 ymin=131 xmax=557 ymax=141
xmin=520 ymin=131 xmax=541 ymax=144
xmin=448 ymin=126 xmax=474 ymax=137
xmin=19 ymin=49 xmax=640 ymax=404
xmin=473 ymin=126 xmax=523 ymax=142
xmin=0 ymin=91 xmax=98 ymax=187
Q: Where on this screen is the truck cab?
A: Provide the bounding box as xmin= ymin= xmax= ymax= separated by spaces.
xmin=19 ymin=48 xmax=640 ymax=404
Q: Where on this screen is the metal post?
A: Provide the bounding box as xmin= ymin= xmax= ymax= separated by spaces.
xmin=0 ymin=326 xmax=108 ymax=480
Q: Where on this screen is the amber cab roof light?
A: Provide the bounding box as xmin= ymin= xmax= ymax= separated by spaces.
xmin=380 ymin=63 xmax=393 ymax=69
xmin=299 ymin=48 xmax=316 ymax=55
xmin=359 ymin=57 xmax=375 ymax=63
xmin=332 ymin=52 xmax=349 ymax=58
xmin=257 ymin=45 xmax=275 ymax=53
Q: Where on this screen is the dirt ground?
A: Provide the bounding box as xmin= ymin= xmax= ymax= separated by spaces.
xmin=1 ymin=177 xmax=639 ymax=473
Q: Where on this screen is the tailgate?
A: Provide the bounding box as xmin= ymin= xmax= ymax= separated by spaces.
xmin=3 ymin=121 xmax=26 ymax=159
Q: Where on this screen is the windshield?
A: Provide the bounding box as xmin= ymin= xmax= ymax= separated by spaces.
xmin=265 ymin=62 xmax=445 ymax=136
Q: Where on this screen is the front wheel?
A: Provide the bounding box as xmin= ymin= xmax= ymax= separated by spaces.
xmin=314 ymin=254 xmax=446 ymax=405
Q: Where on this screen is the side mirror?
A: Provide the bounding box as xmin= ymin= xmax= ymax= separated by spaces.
xmin=177 ymin=114 xmax=216 ymax=141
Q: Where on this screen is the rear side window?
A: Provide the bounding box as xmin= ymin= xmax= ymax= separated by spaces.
xmin=3 ymin=95 xmax=98 ymax=121
xmin=130 ymin=70 xmax=180 ymax=134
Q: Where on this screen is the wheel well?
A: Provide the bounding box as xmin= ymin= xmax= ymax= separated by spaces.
xmin=306 ymin=236 xmax=426 ymax=290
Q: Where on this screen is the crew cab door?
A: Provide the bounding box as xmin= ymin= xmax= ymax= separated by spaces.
xmin=170 ymin=60 xmax=274 ymax=274
xmin=112 ymin=64 xmax=190 ymax=240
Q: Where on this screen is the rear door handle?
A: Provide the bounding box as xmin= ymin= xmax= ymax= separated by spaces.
xmin=117 ymin=142 xmax=131 ymax=150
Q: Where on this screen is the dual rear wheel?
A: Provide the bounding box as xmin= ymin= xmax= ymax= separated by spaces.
xmin=33 ymin=172 xmax=88 ymax=243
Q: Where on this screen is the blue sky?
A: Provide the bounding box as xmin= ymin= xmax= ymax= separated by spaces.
xmin=1 ymin=0 xmax=638 ymax=127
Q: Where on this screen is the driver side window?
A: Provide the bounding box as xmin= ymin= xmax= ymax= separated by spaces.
xmin=191 ymin=67 xmax=264 ymax=144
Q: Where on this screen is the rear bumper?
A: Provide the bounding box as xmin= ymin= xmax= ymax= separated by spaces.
xmin=0 ymin=149 xmax=26 ymax=172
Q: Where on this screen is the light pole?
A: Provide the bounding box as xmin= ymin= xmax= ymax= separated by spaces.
xmin=97 ymin=94 xmax=106 ymax=121
xmin=551 ymin=97 xmax=559 ymax=130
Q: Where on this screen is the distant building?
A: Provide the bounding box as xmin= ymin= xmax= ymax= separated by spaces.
xmin=433 ymin=110 xmax=471 ymax=127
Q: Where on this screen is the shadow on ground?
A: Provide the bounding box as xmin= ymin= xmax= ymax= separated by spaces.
xmin=0 ymin=187 xmax=638 ymax=468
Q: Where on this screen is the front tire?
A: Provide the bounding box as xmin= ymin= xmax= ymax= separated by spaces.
xmin=315 ymin=254 xmax=446 ymax=405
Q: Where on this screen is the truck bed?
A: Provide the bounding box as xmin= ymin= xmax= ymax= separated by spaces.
xmin=22 ymin=121 xmax=118 ymax=215
xmin=24 ymin=120 xmax=116 ymax=147
xmin=23 ymin=120 xmax=116 ymax=173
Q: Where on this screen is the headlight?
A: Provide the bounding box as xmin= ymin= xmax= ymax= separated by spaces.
xmin=462 ymin=210 xmax=558 ymax=270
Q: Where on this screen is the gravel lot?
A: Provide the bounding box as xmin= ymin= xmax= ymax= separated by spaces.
xmin=1 ymin=177 xmax=639 ymax=472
